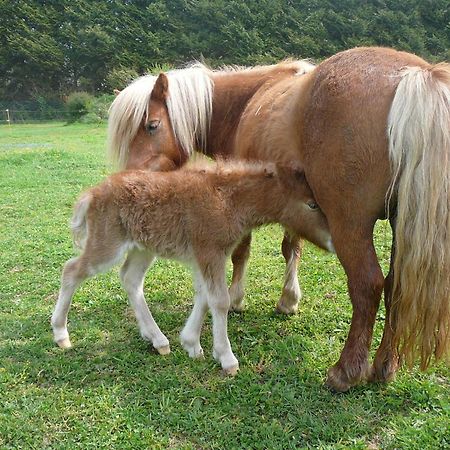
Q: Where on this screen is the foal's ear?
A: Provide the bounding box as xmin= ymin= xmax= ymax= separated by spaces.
xmin=113 ymin=88 xmax=121 ymax=96
xmin=263 ymin=166 xmax=276 ymax=178
xmin=293 ymin=167 xmax=306 ymax=183
xmin=278 ymin=164 xmax=308 ymax=189
xmin=151 ymin=73 xmax=169 ymax=101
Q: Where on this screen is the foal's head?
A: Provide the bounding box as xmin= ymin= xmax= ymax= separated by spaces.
xmin=277 ymin=165 xmax=334 ymax=253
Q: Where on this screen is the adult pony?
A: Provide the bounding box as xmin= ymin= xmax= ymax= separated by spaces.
xmin=109 ymin=59 xmax=316 ymax=316
xmin=108 ymin=47 xmax=450 ymax=391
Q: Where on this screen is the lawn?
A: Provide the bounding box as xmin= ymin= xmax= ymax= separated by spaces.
xmin=0 ymin=123 xmax=448 ymax=449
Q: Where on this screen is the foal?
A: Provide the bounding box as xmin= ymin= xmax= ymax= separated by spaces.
xmin=51 ymin=161 xmax=333 ymax=374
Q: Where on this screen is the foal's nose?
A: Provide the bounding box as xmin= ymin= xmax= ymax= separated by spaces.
xmin=326 ymin=238 xmax=335 ymax=253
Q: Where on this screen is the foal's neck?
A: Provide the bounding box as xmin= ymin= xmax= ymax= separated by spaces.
xmin=227 ymin=175 xmax=287 ymax=229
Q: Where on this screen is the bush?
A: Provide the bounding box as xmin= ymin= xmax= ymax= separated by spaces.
xmin=79 ymin=94 xmax=115 ymax=123
xmin=147 ymin=63 xmax=173 ymax=75
xmin=105 ymin=67 xmax=139 ymax=91
xmin=66 ymin=92 xmax=93 ymax=123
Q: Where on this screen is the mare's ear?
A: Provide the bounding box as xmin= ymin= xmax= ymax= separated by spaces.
xmin=151 ymin=73 xmax=169 ymax=101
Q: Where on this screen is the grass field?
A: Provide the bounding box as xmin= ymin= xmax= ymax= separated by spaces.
xmin=0 ymin=123 xmax=448 ymax=449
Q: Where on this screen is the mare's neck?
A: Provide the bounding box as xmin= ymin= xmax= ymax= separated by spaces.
xmin=205 ymin=65 xmax=300 ymax=158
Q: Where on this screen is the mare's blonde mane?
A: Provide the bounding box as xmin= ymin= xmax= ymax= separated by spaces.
xmin=107 ymin=64 xmax=214 ymax=169
xmin=107 ymin=60 xmax=315 ymax=169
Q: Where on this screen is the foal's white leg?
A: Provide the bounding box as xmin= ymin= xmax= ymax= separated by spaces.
xmin=210 ymin=287 xmax=239 ymax=375
xmin=206 ymin=267 xmax=239 ymax=375
xmin=51 ymin=257 xmax=85 ymax=348
xmin=180 ymin=271 xmax=208 ymax=358
xmin=52 ymin=245 xmax=128 ymax=348
xmin=120 ymin=249 xmax=170 ymax=355
xmin=181 ymin=266 xmax=238 ymax=373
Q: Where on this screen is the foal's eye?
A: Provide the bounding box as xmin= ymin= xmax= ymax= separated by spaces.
xmin=307 ymin=200 xmax=319 ymax=210
xmin=145 ymin=120 xmax=160 ymax=134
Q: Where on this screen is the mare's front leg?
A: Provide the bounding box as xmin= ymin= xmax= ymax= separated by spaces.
xmin=229 ymin=233 xmax=251 ymax=311
xmin=276 ymin=231 xmax=303 ymax=314
xmin=120 ymin=248 xmax=170 ymax=354
xmin=326 ymin=219 xmax=384 ymax=392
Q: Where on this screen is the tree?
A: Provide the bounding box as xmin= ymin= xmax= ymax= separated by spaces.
xmin=0 ymin=0 xmax=448 ymax=101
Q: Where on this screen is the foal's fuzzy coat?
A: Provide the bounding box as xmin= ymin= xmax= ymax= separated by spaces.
xmin=51 ymin=161 xmax=333 ymax=373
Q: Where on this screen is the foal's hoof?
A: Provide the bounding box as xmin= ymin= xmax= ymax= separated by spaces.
xmin=180 ymin=338 xmax=204 ymax=359
xmin=188 ymin=347 xmax=204 ymax=359
xmin=56 ymin=337 xmax=72 ymax=349
xmin=156 ymin=345 xmax=171 ymax=355
xmin=222 ymin=364 xmax=239 ymax=377
xmin=275 ymin=302 xmax=298 ymax=315
xmin=229 ymin=303 xmax=245 ymax=313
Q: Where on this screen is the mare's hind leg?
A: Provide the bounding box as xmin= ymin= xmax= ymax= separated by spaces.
xmin=51 ymin=244 xmax=127 ymax=348
xmin=325 ymin=220 xmax=384 ymax=392
xmin=276 ymin=231 xmax=302 ymax=314
xmin=229 ymin=233 xmax=251 ymax=311
xmin=120 ymin=248 xmax=170 ymax=354
xmin=370 ymin=224 xmax=399 ymax=382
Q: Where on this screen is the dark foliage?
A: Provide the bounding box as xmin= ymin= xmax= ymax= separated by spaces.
xmin=0 ymin=0 xmax=448 ymax=101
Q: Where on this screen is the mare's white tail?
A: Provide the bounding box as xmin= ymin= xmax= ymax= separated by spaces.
xmin=388 ymin=63 xmax=450 ymax=368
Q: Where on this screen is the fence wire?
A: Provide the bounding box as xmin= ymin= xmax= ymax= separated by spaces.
xmin=1 ymin=109 xmax=72 ymax=124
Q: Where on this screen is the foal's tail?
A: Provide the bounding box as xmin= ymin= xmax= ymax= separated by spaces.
xmin=388 ymin=62 xmax=450 ymax=369
xmin=71 ymin=192 xmax=93 ymax=250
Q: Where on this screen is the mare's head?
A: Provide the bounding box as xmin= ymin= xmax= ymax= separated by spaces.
xmin=276 ymin=164 xmax=334 ymax=253
xmin=107 ymin=66 xmax=213 ymax=171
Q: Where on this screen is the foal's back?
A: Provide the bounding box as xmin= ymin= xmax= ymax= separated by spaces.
xmin=91 ymin=164 xmax=277 ymax=257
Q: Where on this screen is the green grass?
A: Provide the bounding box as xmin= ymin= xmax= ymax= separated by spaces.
xmin=0 ymin=123 xmax=448 ymax=449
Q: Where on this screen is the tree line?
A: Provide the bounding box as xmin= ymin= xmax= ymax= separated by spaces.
xmin=0 ymin=0 xmax=448 ymax=102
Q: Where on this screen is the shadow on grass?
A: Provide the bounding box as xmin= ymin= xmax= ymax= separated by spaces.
xmin=2 ymin=303 xmax=442 ymax=450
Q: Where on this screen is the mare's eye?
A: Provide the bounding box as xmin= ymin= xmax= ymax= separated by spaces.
xmin=145 ymin=120 xmax=160 ymax=134
xmin=307 ymin=200 xmax=318 ymax=210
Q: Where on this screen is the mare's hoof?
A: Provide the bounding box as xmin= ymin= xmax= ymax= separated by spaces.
xmin=368 ymin=362 xmax=398 ymax=384
xmin=326 ymin=366 xmax=352 ymax=392
xmin=56 ymin=337 xmax=72 ymax=349
xmin=222 ymin=365 xmax=239 ymax=377
xmin=326 ymin=362 xmax=370 ymax=392
xmin=156 ymin=345 xmax=171 ymax=355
